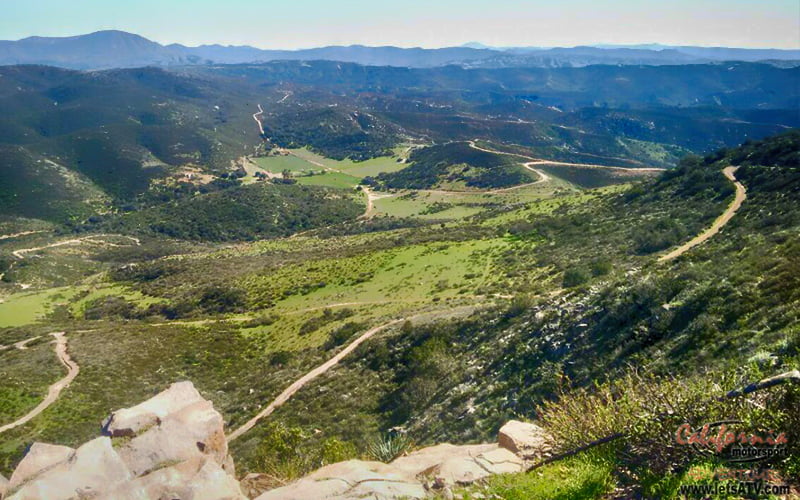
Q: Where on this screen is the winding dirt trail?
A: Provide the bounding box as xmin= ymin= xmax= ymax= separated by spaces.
xmin=11 ymin=235 xmax=140 ymax=260
xmin=468 ymin=141 xmax=666 ymax=173
xmin=227 ymin=318 xmax=407 ymax=441
xmin=658 ymin=166 xmax=746 ymax=262
xmin=0 ymin=332 xmax=79 ymax=434
xmin=253 ymin=104 xmax=265 ymax=136
xmin=0 ymin=230 xmax=47 ymax=241
xmin=227 ymin=305 xmax=479 ymax=441
xmin=0 ymin=335 xmax=41 ymax=352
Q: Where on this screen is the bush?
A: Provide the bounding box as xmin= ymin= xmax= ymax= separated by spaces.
xmin=324 ymin=322 xmax=366 ymax=350
xmin=198 ymin=285 xmax=246 ymax=314
xmin=83 ymin=296 xmax=139 ymax=320
xmin=562 ymin=267 xmax=590 ymax=288
xmin=536 ymin=369 xmax=800 ymax=478
xmin=255 ymin=422 xmax=359 ymax=481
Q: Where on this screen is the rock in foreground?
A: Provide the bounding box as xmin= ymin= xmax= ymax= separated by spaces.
xmin=1 ymin=381 xmax=554 ymax=499
xmin=3 ymin=382 xmax=245 ymax=500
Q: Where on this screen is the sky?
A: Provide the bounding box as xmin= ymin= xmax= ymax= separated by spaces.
xmin=1 ymin=0 xmax=798 ymax=49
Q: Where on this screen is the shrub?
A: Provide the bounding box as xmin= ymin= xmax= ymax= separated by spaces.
xmin=562 ymin=267 xmax=590 ymax=288
xmin=83 ymin=296 xmax=139 ymax=320
xmin=255 ymin=422 xmax=359 ymax=480
xmin=536 ymin=369 xmax=800 ymax=477
xmin=197 ymin=285 xmax=246 ymax=314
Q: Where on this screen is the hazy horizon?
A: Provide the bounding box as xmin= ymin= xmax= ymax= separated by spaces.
xmin=2 ymin=0 xmax=798 ymax=50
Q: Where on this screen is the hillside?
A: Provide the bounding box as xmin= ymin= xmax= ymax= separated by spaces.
xmin=0 ymin=60 xmax=796 ymax=227
xmin=1 ymin=128 xmax=797 ymax=498
xmin=374 ymin=142 xmax=535 ymax=190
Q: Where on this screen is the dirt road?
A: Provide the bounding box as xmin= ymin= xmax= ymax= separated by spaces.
xmin=227 ymin=318 xmax=407 ymax=441
xmin=0 ymin=332 xmax=79 ymax=434
xmin=11 ymin=235 xmax=140 ymax=260
xmin=0 ymin=335 xmax=41 ymax=352
xmin=658 ymin=166 xmax=746 ymax=262
xmin=359 ymin=187 xmax=396 ymax=218
xmin=0 ymin=231 xmax=47 ymax=241
xmin=227 ymin=305 xmax=479 ymax=441
xmin=253 ymin=104 xmax=265 ymax=136
xmin=469 ymin=141 xmax=666 ymax=173
xmin=277 ymin=91 xmax=293 ymax=104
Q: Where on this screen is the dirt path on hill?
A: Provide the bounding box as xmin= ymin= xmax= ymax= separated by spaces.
xmin=227 ymin=306 xmax=477 ymax=441
xmin=658 ymin=166 xmax=746 ymax=262
xmin=0 ymin=332 xmax=79 ymax=434
xmin=277 ymin=91 xmax=293 ymax=104
xmin=227 ymin=318 xmax=407 ymax=440
xmin=468 ymin=141 xmax=666 ymax=173
xmin=0 ymin=231 xmax=48 ymax=241
xmin=359 ymin=187 xmax=396 ymax=218
xmin=253 ymin=104 xmax=265 ymax=136
xmin=11 ymin=235 xmax=140 ymax=260
xmin=0 ymin=335 xmax=41 ymax=352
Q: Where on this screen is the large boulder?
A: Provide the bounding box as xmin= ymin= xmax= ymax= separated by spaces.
xmin=497 ymin=420 xmax=553 ymax=459
xmin=102 ymin=381 xmax=204 ymax=437
xmin=255 ymin=460 xmax=426 ymax=500
xmin=0 ymin=473 xmax=8 ymax=499
xmin=100 ymin=456 xmax=246 ymax=500
xmin=116 ymin=398 xmax=230 ymax=477
xmin=6 ymin=443 xmax=74 ymax=492
xmin=6 ymin=437 xmax=131 ymax=500
xmin=3 ymin=381 xmax=241 ymax=500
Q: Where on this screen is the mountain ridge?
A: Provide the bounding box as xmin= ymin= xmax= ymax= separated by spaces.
xmin=2 ymin=30 xmax=799 ymax=70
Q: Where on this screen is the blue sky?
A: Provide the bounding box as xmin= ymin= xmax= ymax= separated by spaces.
xmin=2 ymin=0 xmax=798 ymax=49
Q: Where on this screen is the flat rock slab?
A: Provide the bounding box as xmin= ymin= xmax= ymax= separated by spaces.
xmin=423 ymin=446 xmax=523 ymax=486
xmin=256 ymin=460 xmax=426 ymax=500
xmin=391 ymin=443 xmax=497 ymax=477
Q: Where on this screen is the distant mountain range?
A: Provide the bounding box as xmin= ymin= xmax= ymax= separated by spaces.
xmin=1 ymin=30 xmax=798 ymax=70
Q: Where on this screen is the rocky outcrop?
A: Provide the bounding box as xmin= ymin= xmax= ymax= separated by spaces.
xmin=1 ymin=381 xmax=554 ymax=500
xmin=3 ymin=382 xmax=245 ymax=500
xmin=497 ymin=420 xmax=553 ymax=459
xmin=102 ymin=381 xmax=204 ymax=437
xmin=254 ymin=421 xmax=554 ymax=499
xmin=255 ymin=460 xmax=427 ymax=500
xmin=7 ymin=437 xmax=132 ymax=500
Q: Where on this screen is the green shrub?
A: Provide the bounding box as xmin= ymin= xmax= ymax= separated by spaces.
xmin=562 ymin=267 xmax=590 ymax=287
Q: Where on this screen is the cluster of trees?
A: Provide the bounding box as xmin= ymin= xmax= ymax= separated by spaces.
xmin=262 ymin=108 xmax=397 ymax=161
xmin=99 ymin=183 xmax=362 ymax=241
xmin=375 ymin=142 xmax=530 ymax=190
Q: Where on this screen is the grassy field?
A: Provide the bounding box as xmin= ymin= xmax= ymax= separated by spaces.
xmin=295 ymin=171 xmax=361 ymax=189
xmin=252 ymin=154 xmax=318 ymax=173
xmin=370 ymin=176 xmax=577 ymax=220
xmin=254 ymin=147 xmax=411 ymax=179
xmin=0 ymin=287 xmax=79 ymax=327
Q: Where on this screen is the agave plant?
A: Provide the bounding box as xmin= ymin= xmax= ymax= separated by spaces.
xmin=366 ymin=432 xmax=412 ymax=462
